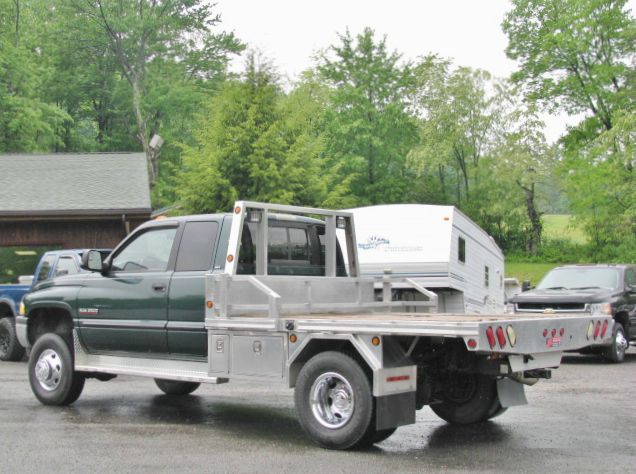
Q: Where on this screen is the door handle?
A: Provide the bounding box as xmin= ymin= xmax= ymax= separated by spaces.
xmin=152 ymin=283 xmax=167 ymax=292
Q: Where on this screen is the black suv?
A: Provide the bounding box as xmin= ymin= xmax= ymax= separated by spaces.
xmin=510 ymin=264 xmax=636 ymax=362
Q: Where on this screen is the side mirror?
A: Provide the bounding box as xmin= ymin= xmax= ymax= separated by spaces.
xmin=81 ymin=250 xmax=106 ymax=272
xmin=522 ymin=280 xmax=532 ymax=292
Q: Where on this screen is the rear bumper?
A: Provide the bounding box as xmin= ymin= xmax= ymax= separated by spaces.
xmin=15 ymin=316 xmax=29 ymax=348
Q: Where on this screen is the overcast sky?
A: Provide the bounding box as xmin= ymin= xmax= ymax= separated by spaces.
xmin=218 ymin=0 xmax=635 ymax=143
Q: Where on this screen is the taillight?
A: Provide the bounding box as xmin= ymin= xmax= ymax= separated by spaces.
xmin=496 ymin=326 xmax=507 ymax=348
xmin=551 ymin=328 xmax=557 ymax=337
xmin=560 ymin=327 xmax=565 ymax=337
xmin=600 ymin=320 xmax=608 ymax=339
xmin=543 ymin=328 xmax=548 ymax=337
xmin=486 ymin=326 xmax=496 ymax=349
xmin=594 ymin=321 xmax=601 ymax=340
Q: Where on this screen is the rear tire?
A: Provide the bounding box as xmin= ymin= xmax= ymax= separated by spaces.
xmin=431 ymin=373 xmax=498 ymax=424
xmin=154 ymin=378 xmax=200 ymax=395
xmin=603 ymin=322 xmax=628 ymax=363
xmin=295 ymin=351 xmax=374 ymax=450
xmin=28 ymin=333 xmax=85 ymax=405
xmin=0 ymin=317 xmax=26 ymax=362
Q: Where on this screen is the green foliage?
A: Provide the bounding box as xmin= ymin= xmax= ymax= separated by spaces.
xmin=317 ymin=28 xmax=420 ymax=206
xmin=176 ymin=55 xmax=328 ymax=213
xmin=0 ymin=1 xmax=71 ymax=152
xmin=503 ymin=0 xmax=635 ymax=132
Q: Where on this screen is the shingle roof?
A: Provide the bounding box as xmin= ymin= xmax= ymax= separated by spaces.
xmin=0 ymin=153 xmax=151 ymax=214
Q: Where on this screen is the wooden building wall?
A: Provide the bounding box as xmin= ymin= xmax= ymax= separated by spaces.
xmin=0 ymin=218 xmax=147 ymax=249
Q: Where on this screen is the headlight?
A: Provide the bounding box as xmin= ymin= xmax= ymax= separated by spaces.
xmin=589 ymin=302 xmax=612 ymax=315
xmin=19 ymin=301 xmax=26 ymax=316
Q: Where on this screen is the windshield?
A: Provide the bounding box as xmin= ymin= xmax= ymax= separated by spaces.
xmin=537 ymin=267 xmax=619 ymax=290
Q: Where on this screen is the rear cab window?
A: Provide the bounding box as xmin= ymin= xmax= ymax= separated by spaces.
xmin=174 ymin=221 xmax=220 ymax=272
xmin=237 ymin=221 xmax=346 ymax=276
xmin=55 ymin=256 xmax=79 ymax=277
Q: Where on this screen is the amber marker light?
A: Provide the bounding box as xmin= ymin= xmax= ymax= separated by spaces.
xmin=289 ymin=334 xmax=297 ymax=343
xmin=206 ymin=301 xmax=214 ymax=309
xmin=234 ymin=206 xmax=241 ymax=214
xmin=227 ymin=255 xmax=234 ymax=262
xmin=506 ymin=326 xmax=516 ymax=347
xmin=371 ymin=336 xmax=381 ymax=346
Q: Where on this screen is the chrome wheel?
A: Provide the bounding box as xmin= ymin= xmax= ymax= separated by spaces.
xmin=615 ymin=328 xmax=628 ymax=359
xmin=310 ymin=372 xmax=355 ymax=429
xmin=34 ymin=349 xmax=63 ymax=391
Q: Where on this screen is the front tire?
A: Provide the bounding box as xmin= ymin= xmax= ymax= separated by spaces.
xmin=431 ymin=373 xmax=498 ymax=424
xmin=0 ymin=317 xmax=26 ymax=362
xmin=154 ymin=378 xmax=200 ymax=395
xmin=603 ymin=322 xmax=628 ymax=363
xmin=28 ymin=333 xmax=85 ymax=405
xmin=295 ymin=351 xmax=374 ymax=450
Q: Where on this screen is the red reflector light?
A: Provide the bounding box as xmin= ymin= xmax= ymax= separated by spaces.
xmin=386 ymin=375 xmax=410 ymax=383
xmin=496 ymin=326 xmax=506 ymax=348
xmin=594 ymin=321 xmax=601 ymax=339
xmin=543 ymin=329 xmax=548 ymax=337
xmin=601 ymin=320 xmax=608 ymax=338
xmin=467 ymin=338 xmax=477 ymax=349
xmin=486 ymin=327 xmax=496 ymax=349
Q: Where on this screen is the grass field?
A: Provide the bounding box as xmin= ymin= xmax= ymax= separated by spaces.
xmin=542 ymin=214 xmax=588 ymax=244
xmin=504 ymin=214 xmax=588 ymax=285
xmin=505 ymin=262 xmax=556 ymax=286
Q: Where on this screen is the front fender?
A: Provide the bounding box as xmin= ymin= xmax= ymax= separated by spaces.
xmin=24 ymin=285 xmax=81 ymax=320
xmin=0 ymin=297 xmax=17 ymax=317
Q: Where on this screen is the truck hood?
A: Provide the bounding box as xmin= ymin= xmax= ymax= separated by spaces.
xmin=511 ymin=287 xmax=616 ymax=304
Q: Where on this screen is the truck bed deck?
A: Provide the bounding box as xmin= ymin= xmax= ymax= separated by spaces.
xmin=205 ymin=310 xmax=602 ymax=355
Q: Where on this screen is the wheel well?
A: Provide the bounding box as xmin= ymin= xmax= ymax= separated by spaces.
xmin=288 ymin=339 xmax=371 ymax=388
xmin=28 ymin=308 xmax=74 ymax=346
xmin=0 ymin=302 xmax=15 ymax=319
xmin=615 ymin=312 xmax=630 ymax=339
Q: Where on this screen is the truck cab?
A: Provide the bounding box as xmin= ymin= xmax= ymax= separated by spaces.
xmin=19 ymin=214 xmax=345 ymax=358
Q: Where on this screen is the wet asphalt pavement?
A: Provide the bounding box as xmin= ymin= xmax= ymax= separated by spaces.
xmin=1 ymin=353 xmax=635 ymax=473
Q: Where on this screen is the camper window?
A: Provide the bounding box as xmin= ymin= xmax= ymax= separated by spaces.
xmin=485 ymin=266 xmax=490 ymax=287
xmin=458 ymin=237 xmax=466 ymax=263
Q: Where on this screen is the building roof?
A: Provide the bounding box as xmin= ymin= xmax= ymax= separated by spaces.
xmin=0 ymin=153 xmax=152 ymax=216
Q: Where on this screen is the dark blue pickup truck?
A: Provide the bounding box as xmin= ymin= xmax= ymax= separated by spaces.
xmin=0 ymin=250 xmax=109 ymax=361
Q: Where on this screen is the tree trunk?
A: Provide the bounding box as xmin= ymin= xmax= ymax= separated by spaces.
xmin=131 ymin=78 xmax=158 ymax=185
xmin=518 ymin=180 xmax=542 ymax=255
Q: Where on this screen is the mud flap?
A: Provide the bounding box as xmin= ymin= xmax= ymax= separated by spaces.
xmin=375 ymin=391 xmax=416 ymax=430
xmin=497 ymin=378 xmax=527 ymax=408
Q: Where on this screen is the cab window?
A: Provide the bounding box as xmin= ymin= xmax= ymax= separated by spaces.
xmin=111 ymin=228 xmax=177 ymax=272
xmin=55 ymin=256 xmax=79 ymax=277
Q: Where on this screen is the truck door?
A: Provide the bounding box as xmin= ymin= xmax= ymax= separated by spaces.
xmin=76 ymin=225 xmax=179 ymax=354
xmin=167 ymin=220 xmax=221 ymax=358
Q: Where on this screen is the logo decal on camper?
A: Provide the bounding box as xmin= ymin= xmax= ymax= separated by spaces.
xmin=358 ymin=235 xmax=390 ymax=250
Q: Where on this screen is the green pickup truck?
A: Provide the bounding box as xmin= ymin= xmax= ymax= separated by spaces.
xmin=17 ymin=202 xmax=612 ymax=450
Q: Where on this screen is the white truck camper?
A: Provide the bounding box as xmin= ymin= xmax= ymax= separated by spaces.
xmin=346 ymin=204 xmax=505 ymax=314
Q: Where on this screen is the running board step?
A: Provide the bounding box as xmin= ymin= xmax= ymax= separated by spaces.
xmin=73 ymin=332 xmax=227 ymax=384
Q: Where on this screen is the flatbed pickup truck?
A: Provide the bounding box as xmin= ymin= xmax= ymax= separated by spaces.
xmin=18 ymin=202 xmax=613 ymax=450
